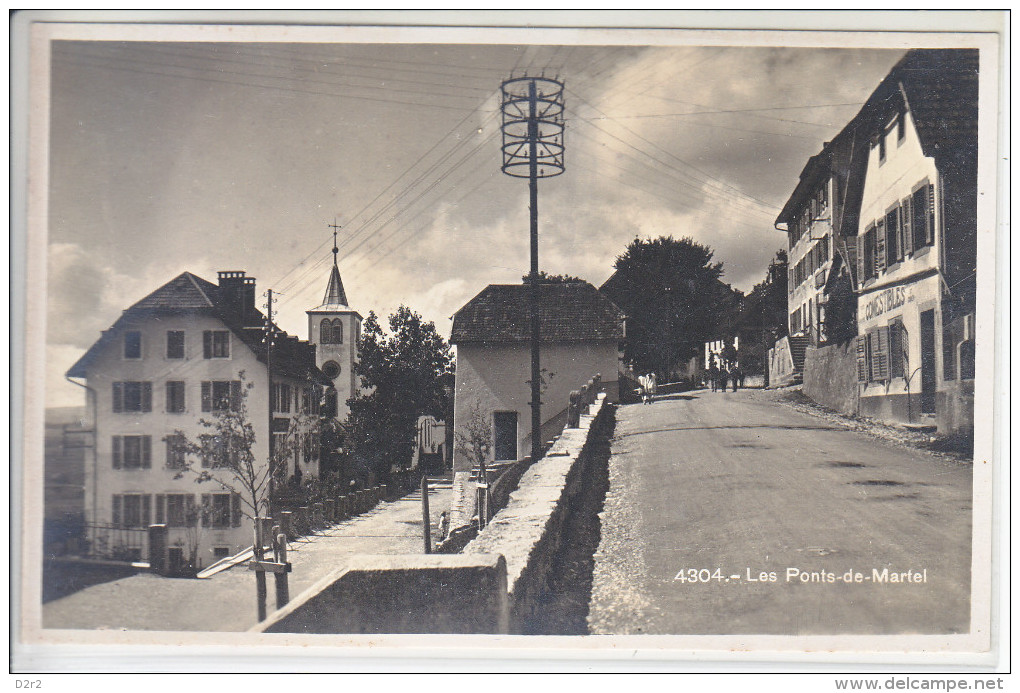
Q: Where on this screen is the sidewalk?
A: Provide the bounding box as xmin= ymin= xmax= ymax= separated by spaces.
xmin=42 ymin=478 xmax=452 ymax=632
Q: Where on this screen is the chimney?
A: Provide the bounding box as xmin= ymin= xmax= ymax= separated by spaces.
xmin=217 ymin=271 xmax=257 ymax=322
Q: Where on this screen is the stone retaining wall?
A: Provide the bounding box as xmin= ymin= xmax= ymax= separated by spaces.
xmin=255 ymin=393 xmax=610 ymax=635
xmin=463 ymin=393 xmax=609 ymax=632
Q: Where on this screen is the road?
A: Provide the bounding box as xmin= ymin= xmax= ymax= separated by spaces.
xmin=43 ymin=479 xmax=451 ymax=632
xmin=588 ymin=389 xmax=972 ymax=635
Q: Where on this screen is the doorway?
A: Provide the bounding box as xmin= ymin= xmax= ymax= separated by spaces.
xmin=920 ymin=309 xmax=936 ymax=414
xmin=493 ymin=411 xmax=518 ymax=461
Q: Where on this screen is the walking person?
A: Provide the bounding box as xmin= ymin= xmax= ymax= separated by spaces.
xmin=732 ymin=365 xmax=740 ymax=392
xmin=647 ymin=372 xmax=658 ymax=404
xmin=709 ymin=363 xmax=719 ymax=392
xmin=638 ymin=373 xmax=650 ymax=405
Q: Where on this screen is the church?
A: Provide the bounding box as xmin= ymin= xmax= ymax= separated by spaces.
xmin=65 ymin=243 xmax=360 ymax=572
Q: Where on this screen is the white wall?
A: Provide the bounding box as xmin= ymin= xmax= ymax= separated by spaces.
xmin=84 ymin=312 xmax=312 ymax=567
xmin=453 ymin=340 xmax=619 ymax=470
xmin=857 ymin=106 xmax=944 ymax=402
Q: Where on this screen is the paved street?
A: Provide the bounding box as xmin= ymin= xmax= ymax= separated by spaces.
xmin=43 ymin=480 xmax=451 ymax=632
xmin=589 ymin=389 xmax=972 ymax=635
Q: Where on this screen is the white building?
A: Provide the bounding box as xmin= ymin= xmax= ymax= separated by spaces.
xmin=67 ymin=270 xmax=330 ymax=572
xmin=450 ymin=282 xmax=624 ymax=469
xmin=853 ymin=49 xmax=978 ymax=432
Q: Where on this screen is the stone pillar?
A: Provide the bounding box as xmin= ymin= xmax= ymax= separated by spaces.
xmin=279 ymin=511 xmax=294 ymax=540
xmin=325 ymin=499 xmax=335 ymax=523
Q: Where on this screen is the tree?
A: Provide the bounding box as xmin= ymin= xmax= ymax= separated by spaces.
xmin=340 ymin=307 xmax=454 ymax=485
xmin=167 ymin=370 xmax=318 ymax=523
xmin=601 ymin=236 xmax=737 ymax=376
xmin=733 ymin=249 xmax=789 ymax=373
xmin=521 ymin=271 xmax=586 ymax=284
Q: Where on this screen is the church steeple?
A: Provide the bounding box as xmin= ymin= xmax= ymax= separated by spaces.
xmin=319 ymin=220 xmax=349 ymax=308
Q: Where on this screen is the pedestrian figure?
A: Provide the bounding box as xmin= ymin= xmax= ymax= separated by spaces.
xmin=438 ymin=510 xmax=450 ymax=542
xmin=709 ymin=363 xmax=719 ymax=392
xmin=646 ymin=372 xmax=658 ymax=403
xmin=638 ymin=373 xmax=649 ymax=404
xmin=732 ymin=365 xmax=740 ymax=392
xmin=723 ymin=366 xmax=733 ymax=392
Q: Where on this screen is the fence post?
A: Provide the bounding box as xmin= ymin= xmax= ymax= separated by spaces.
xmin=279 ymin=511 xmax=294 ymax=541
xmin=254 ymin=518 xmax=268 ymax=622
xmin=325 ymin=499 xmax=335 ymax=523
xmin=274 ymin=532 xmax=290 ymax=609
xmin=568 ymin=390 xmax=580 ymax=428
xmin=313 ymin=502 xmax=325 ymax=529
xmin=148 ymin=524 xmax=168 ymax=575
xmin=421 ymin=474 xmax=432 ymax=554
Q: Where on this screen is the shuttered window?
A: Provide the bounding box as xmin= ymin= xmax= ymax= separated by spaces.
xmin=112 ymin=382 xmax=152 ymax=413
xmin=201 ymin=380 xmax=242 ymax=412
xmin=112 ymin=435 xmax=151 ymax=469
xmin=203 ymin=330 xmax=230 ymax=359
xmin=112 ymin=494 xmax=151 ymax=528
xmin=885 ymin=207 xmax=901 ymax=264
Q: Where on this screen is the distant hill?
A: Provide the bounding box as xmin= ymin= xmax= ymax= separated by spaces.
xmin=45 ymin=406 xmax=87 ymax=427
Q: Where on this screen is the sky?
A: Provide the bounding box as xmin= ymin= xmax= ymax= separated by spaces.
xmin=45 ymin=36 xmax=906 ymax=408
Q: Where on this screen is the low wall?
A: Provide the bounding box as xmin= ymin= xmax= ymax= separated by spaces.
xmin=937 ymin=379 xmax=975 ymax=436
xmin=802 ymin=341 xmax=859 ymax=416
xmin=255 ymin=394 xmax=610 ymax=635
xmin=258 ymin=554 xmax=508 ymax=634
xmin=768 ymin=337 xmax=797 ymax=388
xmin=464 ymin=393 xmax=609 ymax=633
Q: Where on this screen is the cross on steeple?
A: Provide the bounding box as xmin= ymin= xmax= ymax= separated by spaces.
xmin=328 ymin=218 xmax=342 ymax=265
xmin=320 ymin=218 xmax=349 ymax=307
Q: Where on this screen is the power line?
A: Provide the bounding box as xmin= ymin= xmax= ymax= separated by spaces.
xmin=567 ymin=109 xmax=781 ymax=219
xmin=568 ymin=87 xmax=782 ymax=212
xmin=54 ymin=50 xmax=490 ymax=114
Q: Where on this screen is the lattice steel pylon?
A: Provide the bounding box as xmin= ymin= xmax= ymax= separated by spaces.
xmin=500 ymin=76 xmax=565 ymax=464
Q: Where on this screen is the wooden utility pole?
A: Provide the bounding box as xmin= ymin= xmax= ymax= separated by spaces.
xmin=499 ymin=76 xmax=564 ymax=464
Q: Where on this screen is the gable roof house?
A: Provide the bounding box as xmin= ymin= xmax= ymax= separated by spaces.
xmin=774 ymin=48 xmax=978 ymax=433
xmin=67 ymin=270 xmax=330 ymax=572
xmin=450 ymin=282 xmax=625 ymax=474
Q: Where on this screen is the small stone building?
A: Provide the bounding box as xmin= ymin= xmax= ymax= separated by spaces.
xmin=450 ymin=282 xmax=625 ymax=470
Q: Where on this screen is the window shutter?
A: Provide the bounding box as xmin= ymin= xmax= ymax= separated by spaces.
xmin=901 ymin=197 xmax=913 ymax=255
xmin=201 ymin=382 xmax=211 ymax=412
xmin=141 ymin=436 xmax=152 ymax=468
xmin=112 ymin=495 xmax=122 ymax=526
xmin=875 ymin=326 xmax=890 ymax=380
xmin=231 ymin=493 xmax=242 ymax=527
xmin=155 ymin=494 xmax=166 ymax=524
xmin=112 ymin=436 xmax=123 ymax=469
xmin=142 ymin=382 xmax=152 ymax=412
xmin=889 ymin=321 xmax=904 ymax=379
xmin=201 ymin=494 xmax=211 ymax=526
xmin=186 ymin=495 xmax=197 ymax=527
xmin=142 ymin=495 xmax=152 ymax=527
xmin=856 ymin=236 xmax=865 ymax=286
xmin=203 ymin=331 xmax=212 ymax=359
xmin=927 ymin=183 xmax=936 ymax=245
xmin=856 ymin=335 xmax=869 ymax=382
xmin=112 ymin=382 xmax=123 ymax=413
xmin=875 ymin=220 xmax=886 ymax=274
xmin=230 ymin=381 xmax=242 ymax=411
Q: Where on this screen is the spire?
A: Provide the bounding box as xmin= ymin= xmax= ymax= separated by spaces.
xmin=320 ymin=218 xmax=349 ymax=308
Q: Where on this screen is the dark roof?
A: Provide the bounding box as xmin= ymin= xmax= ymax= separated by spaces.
xmin=776 ymin=48 xmax=978 ymax=229
xmin=451 ymin=282 xmax=625 ymax=344
xmin=67 ymin=271 xmax=330 ymax=386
